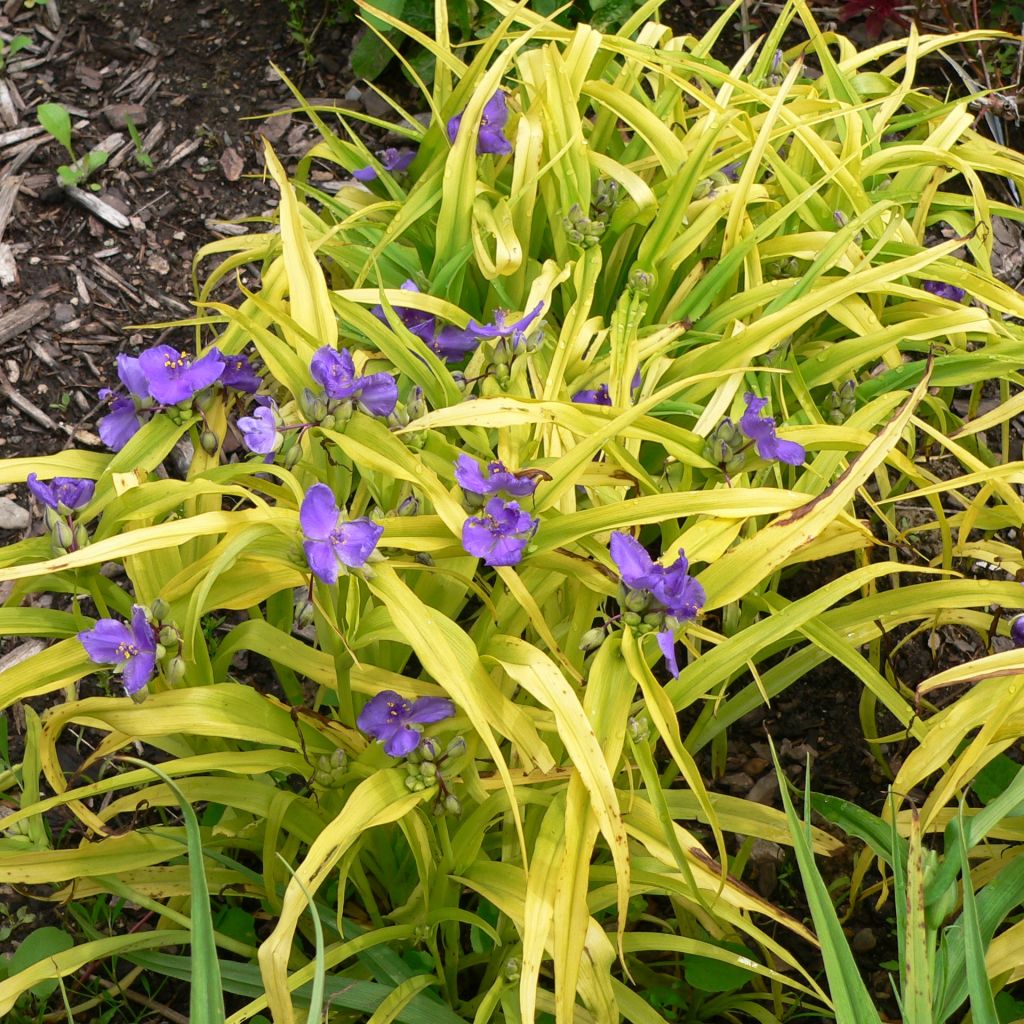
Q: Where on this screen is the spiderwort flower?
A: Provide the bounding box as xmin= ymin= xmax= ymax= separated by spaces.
xmin=357 ymin=690 xmax=455 ymax=757
xmin=462 ymin=497 xmax=538 ymax=567
xmin=1012 ymin=615 xmax=1024 ymax=648
xmin=610 ymin=532 xmax=705 ymax=679
xmin=739 ymin=393 xmax=805 ymax=466
xmin=922 ymin=280 xmax=966 ymax=303
xmin=237 ymin=399 xmax=282 ymax=455
xmin=353 ymin=147 xmax=415 ymax=182
xmin=26 ymin=474 xmax=94 ymax=512
xmin=137 ymin=345 xmax=225 ymax=405
xmin=454 ymin=454 xmax=541 ymax=498
xmin=300 ymin=483 xmax=383 ymax=585
xmin=572 ymin=369 xmax=642 ymax=407
xmin=447 ymin=90 xmax=513 ymax=157
xmin=78 ymin=605 xmax=158 ymax=696
xmin=219 ymin=353 xmax=261 ymax=393
xmin=310 ymin=347 xmax=398 ymax=417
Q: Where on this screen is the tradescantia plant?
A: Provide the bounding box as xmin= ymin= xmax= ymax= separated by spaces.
xmin=6 ymin=0 xmax=1024 ymax=1020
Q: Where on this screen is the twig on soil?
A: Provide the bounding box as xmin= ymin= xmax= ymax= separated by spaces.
xmin=0 ymin=300 xmax=48 ymax=345
xmin=0 ymin=174 xmax=21 ymax=243
xmin=64 ymin=186 xmax=130 ymax=230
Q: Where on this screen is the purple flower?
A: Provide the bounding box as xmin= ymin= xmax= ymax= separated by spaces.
xmin=739 ymin=393 xmax=805 ymax=466
xmin=310 ymin=347 xmax=398 ymax=417
xmin=78 ymin=605 xmax=158 ymax=695
xmin=573 ymin=383 xmax=612 ymax=406
xmin=572 ymin=369 xmax=642 ymax=407
xmin=300 ymin=483 xmax=384 ymax=584
xmin=357 ymin=689 xmax=455 ymax=757
xmin=26 ymin=473 xmax=94 ymax=512
xmin=922 ymin=280 xmax=966 ymax=303
xmin=454 ymin=454 xmax=540 ymax=498
xmin=447 ymin=90 xmax=513 ymax=156
xmin=353 ymin=147 xmax=416 ymax=182
xmin=462 ymin=497 xmax=537 ymax=567
xmin=610 ymin=532 xmax=705 ymax=622
xmin=237 ymin=401 xmax=281 ymax=455
xmin=219 ymin=353 xmax=261 ymax=393
xmin=656 ymin=629 xmax=681 ymax=678
xmin=137 ymin=345 xmax=225 ymax=405
xmin=467 ymin=303 xmax=544 ymax=347
xmin=99 ymin=396 xmax=144 ymax=451
xmin=374 ymin=281 xmax=437 ymax=344
xmin=1012 ymin=615 xmax=1024 ymax=648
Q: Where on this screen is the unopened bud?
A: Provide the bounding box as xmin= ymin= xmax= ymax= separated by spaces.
xmin=443 ymin=793 xmax=462 ymax=816
xmin=199 ymin=430 xmax=219 ymax=455
xmin=643 ymin=612 xmax=665 ymax=629
xmin=444 ymin=735 xmax=466 ymax=760
xmin=300 ymin=388 xmax=327 ymax=422
xmin=51 ymin=519 xmax=74 ymax=552
xmin=330 ymin=747 xmax=347 ymax=769
xmin=294 ymin=595 xmax=315 ymax=630
xmin=579 ymin=626 xmax=607 ymax=652
xmin=623 ymin=611 xmax=642 ymax=628
xmin=74 ymin=523 xmax=90 ymax=550
xmin=521 ymin=322 xmax=545 ymax=353
xmin=165 ymin=656 xmax=186 ymax=685
xmin=151 ymin=598 xmax=171 ymax=622
xmin=158 ymin=625 xmax=178 ymax=648
xmin=628 ymin=269 xmax=653 ymax=296
xmin=283 ymin=442 xmax=303 ymax=471
xmin=692 ymin=177 xmax=714 ymax=200
xmin=623 ymin=588 xmax=650 ymax=614
xmin=418 ymin=736 xmax=441 ymax=762
xmin=504 ymin=958 xmax=521 ymax=982
xmin=397 ymin=495 xmax=419 ymax=516
xmin=405 ymin=387 xmax=426 ymax=422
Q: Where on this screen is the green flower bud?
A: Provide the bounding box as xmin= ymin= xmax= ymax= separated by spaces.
xmin=566 ymin=228 xmax=584 ymax=245
xmin=414 ymin=552 xmax=435 ymax=567
xmin=319 ymin=414 xmax=337 ymax=431
xmin=628 ymin=269 xmax=653 ymax=296
xmin=43 ymin=507 xmax=59 ymax=531
xmin=405 ymin=387 xmax=426 ymax=422
xmin=579 ymin=626 xmax=607 ymax=652
xmin=329 ymin=748 xmax=347 ymax=770
xmin=300 ymin=388 xmax=327 ymax=422
xmin=419 ymin=736 xmax=441 ymax=762
xmin=692 ymin=177 xmax=714 ymax=200
xmin=151 ymin=598 xmax=171 ymax=622
xmin=74 ymin=523 xmax=90 ymax=550
xmin=294 ymin=595 xmax=315 ymax=630
xmin=444 ymin=736 xmax=466 ymax=760
xmin=504 ymin=958 xmax=521 ymax=982
xmin=165 ymin=656 xmax=186 ymax=685
xmin=443 ymin=793 xmax=462 ymax=816
xmin=397 ymin=496 xmax=419 ymax=516
xmin=623 ymin=610 xmax=642 ymax=628
xmin=199 ymin=430 xmax=220 ymax=455
xmin=627 ymin=715 xmax=651 ymax=742
xmin=158 ymin=625 xmax=178 ymax=648
xmin=51 ymin=519 xmax=74 ymax=552
xmin=283 ymin=442 xmax=303 ymax=471
xmin=623 ymin=588 xmax=650 ymax=614
xmin=154 ymin=643 xmax=167 ymax=661
xmin=405 ymin=775 xmax=421 ymax=791
xmin=643 ymin=611 xmax=665 ymax=629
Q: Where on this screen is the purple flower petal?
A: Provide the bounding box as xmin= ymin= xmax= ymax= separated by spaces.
xmin=1012 ymin=615 xmax=1024 ymax=648
xmin=139 ymin=345 xmax=225 ymax=404
xmin=454 ymin=454 xmax=491 ymax=494
xmin=332 ymin=518 xmax=384 ymax=568
xmin=740 ymin=392 xmax=805 ymax=466
xmin=654 ymin=561 xmax=706 ymax=622
xmin=237 ymin=405 xmax=280 ymax=455
xmin=79 ymin=618 xmax=134 ymax=664
xmin=27 ymin=474 xmax=94 ymax=511
xmin=656 ymin=629 xmax=681 ymax=678
xmin=122 ymin=649 xmax=156 ymax=694
xmin=117 ymin=354 xmax=149 ymax=399
xmin=99 ymin=398 xmax=143 ymax=451
xmin=447 ymin=91 xmax=513 ymax=156
xmin=382 ymin=725 xmax=424 ymax=757
xmin=610 ymin=532 xmax=657 ymax=590
xmin=311 ymin=347 xmax=358 ymax=401
xmin=922 ymin=280 xmax=966 ymax=303
xmin=300 ymin=483 xmax=340 ymax=541
xmin=432 ymin=324 xmax=479 ymax=361
xmin=303 ymin=538 xmax=341 ymax=585
xmin=407 ymin=695 xmax=456 ymax=724
xmin=354 ymin=372 xmax=398 ymax=417
xmin=462 ymin=498 xmax=536 ymax=566
xmin=467 ymin=302 xmax=544 ymax=341
xmin=573 ymin=384 xmax=612 ymax=406
xmin=220 ymin=354 xmax=261 ymax=393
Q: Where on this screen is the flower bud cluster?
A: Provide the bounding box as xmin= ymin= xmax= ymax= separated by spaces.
xmin=702 ymin=418 xmax=747 ymax=474
xmin=824 ymin=380 xmax=856 ymax=424
xmin=563 ymin=202 xmax=606 ymax=248
xmin=312 ymin=748 xmax=349 ymax=788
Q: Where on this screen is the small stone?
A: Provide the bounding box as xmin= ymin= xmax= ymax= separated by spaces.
xmin=851 ymin=928 xmax=877 ymax=954
xmin=720 ymin=771 xmax=753 ymax=795
xmin=53 ymin=302 xmax=76 ymax=325
xmin=0 ymin=497 xmax=29 ymax=531
xmin=103 ymin=103 xmax=147 ymax=130
xmin=744 ymin=756 xmax=769 ymax=775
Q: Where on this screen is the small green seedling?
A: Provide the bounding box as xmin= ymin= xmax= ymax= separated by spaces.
xmin=125 ymin=116 xmax=154 ymax=171
xmin=36 ymin=101 xmax=108 ymax=189
xmin=0 ymin=34 xmax=31 ymax=74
